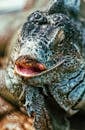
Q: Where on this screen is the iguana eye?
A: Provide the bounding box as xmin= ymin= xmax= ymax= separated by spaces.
xmin=54 ymin=29 xmax=65 ymax=46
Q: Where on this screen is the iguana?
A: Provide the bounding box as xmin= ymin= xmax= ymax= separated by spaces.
xmin=0 ymin=0 xmax=85 ymax=130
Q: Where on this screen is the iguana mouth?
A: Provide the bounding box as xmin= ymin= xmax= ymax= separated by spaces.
xmin=14 ymin=55 xmax=46 ymax=78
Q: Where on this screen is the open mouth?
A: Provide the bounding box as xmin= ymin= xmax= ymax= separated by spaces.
xmin=14 ymin=56 xmax=46 ymax=78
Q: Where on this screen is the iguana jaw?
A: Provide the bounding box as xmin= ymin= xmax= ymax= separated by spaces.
xmin=14 ymin=56 xmax=46 ymax=78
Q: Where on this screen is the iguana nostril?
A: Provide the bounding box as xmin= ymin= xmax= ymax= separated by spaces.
xmin=27 ymin=11 xmax=48 ymax=24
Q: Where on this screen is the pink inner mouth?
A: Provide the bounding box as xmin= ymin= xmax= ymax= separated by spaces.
xmin=14 ymin=62 xmax=46 ymax=78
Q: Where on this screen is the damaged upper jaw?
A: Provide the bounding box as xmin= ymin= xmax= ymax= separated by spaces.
xmin=14 ymin=55 xmax=46 ymax=78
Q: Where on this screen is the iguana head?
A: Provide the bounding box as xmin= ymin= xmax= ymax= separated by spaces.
xmin=14 ymin=11 xmax=82 ymax=80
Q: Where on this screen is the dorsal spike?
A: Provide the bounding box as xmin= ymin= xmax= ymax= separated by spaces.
xmin=48 ymin=0 xmax=66 ymax=14
xmin=47 ymin=0 xmax=80 ymax=16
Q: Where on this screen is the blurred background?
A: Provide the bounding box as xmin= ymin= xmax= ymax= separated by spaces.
xmin=0 ymin=0 xmax=85 ymax=67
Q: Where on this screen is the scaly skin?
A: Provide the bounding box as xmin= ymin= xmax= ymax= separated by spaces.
xmin=0 ymin=0 xmax=85 ymax=130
